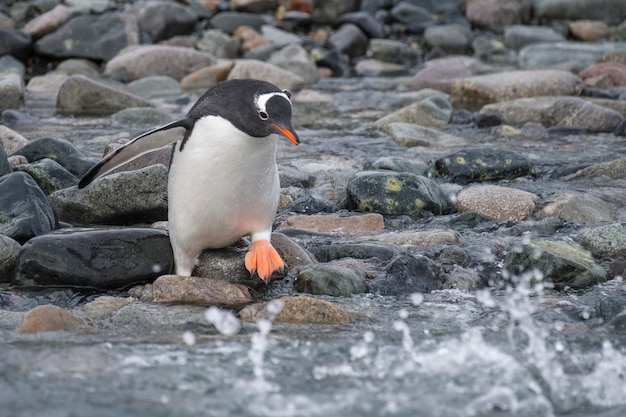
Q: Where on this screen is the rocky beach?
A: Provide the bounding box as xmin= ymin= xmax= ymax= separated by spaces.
xmin=2 ymin=0 xmax=626 ymax=416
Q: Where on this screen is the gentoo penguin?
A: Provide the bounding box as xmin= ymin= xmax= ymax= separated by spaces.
xmin=79 ymin=79 xmax=300 ymax=283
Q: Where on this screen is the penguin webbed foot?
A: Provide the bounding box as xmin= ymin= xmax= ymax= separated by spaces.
xmin=244 ymin=240 xmax=285 ymax=285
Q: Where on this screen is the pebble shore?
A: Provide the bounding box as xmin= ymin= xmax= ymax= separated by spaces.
xmin=1 ymin=0 xmax=626 ymax=331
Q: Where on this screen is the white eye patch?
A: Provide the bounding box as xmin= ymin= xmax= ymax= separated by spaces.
xmin=255 ymin=91 xmax=291 ymax=115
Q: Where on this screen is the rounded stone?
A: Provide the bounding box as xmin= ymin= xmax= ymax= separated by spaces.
xmin=295 ymin=263 xmax=367 ymax=297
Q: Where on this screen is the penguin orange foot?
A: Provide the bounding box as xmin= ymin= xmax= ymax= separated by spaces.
xmin=244 ymin=239 xmax=285 ymax=284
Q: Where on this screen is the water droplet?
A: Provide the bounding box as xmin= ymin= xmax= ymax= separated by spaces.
xmin=267 ymin=299 xmax=284 ymax=315
xmin=363 ymin=331 xmax=375 ymax=343
xmin=398 ymin=308 xmax=409 ymax=319
xmin=182 ymin=330 xmax=196 ymax=346
xmin=205 ymin=306 xmax=241 ymax=336
xmin=409 ymin=293 xmax=424 ymax=306
xmin=152 ymin=263 xmax=163 ymax=273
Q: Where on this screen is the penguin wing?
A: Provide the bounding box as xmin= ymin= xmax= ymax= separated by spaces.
xmin=78 ymin=119 xmax=192 ymax=188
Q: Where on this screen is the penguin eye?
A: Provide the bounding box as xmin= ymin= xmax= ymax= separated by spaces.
xmin=259 ymin=111 xmax=269 ymax=120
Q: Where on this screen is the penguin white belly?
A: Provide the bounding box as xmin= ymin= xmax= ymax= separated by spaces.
xmin=167 ymin=116 xmax=280 ymax=274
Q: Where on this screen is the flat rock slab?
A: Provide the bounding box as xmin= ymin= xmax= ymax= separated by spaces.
xmin=238 ymin=296 xmax=352 ymax=324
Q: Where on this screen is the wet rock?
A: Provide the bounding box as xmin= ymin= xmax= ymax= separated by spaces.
xmin=374 ymin=229 xmax=459 ymax=247
xmin=49 ymin=164 xmax=168 ymax=225
xmin=389 ymin=2 xmax=433 ymax=27
xmin=408 ymin=56 xmax=485 ymax=93
xmin=14 ymin=158 xmax=78 ymax=195
xmin=335 ymin=11 xmax=385 ymax=39
xmin=466 ymin=0 xmax=530 ymax=33
xmin=503 ymin=25 xmax=565 ymax=50
xmin=267 ymin=43 xmax=319 ymax=84
xmin=594 ymin=296 xmax=626 ymax=323
xmin=56 ymin=58 xmax=101 ymax=78
xmin=542 ymin=192 xmax=616 ymax=222
xmin=311 ymin=242 xmax=397 ymax=263
xmin=152 ymin=275 xmax=256 ymax=307
xmin=13 ymin=137 xmax=98 ymax=177
xmin=504 ymin=240 xmax=608 ymax=290
xmin=598 ymin=50 xmax=626 ymax=65
xmin=227 ymin=59 xmax=306 ymax=91
xmin=579 ymin=63 xmax=626 ymax=87
xmin=209 ymin=11 xmax=269 ymax=33
xmin=380 ymin=123 xmax=468 ymax=148
xmin=22 ymin=4 xmax=71 ymax=40
xmin=455 ymin=185 xmax=539 ymax=221
xmin=74 ymin=295 xmax=137 ymax=320
xmin=261 ymin=25 xmax=303 ymax=46
xmin=569 ymin=20 xmax=608 ymax=42
xmin=270 ymin=232 xmax=316 ymax=271
xmin=17 ymin=305 xmax=88 ymax=333
xmin=279 ymin=213 xmax=385 ymax=234
xmin=14 ymin=228 xmax=173 ymax=289
xmin=0 ymin=70 xmax=24 ymax=112
xmin=430 ymin=148 xmax=535 ymax=184
xmin=328 ymin=23 xmax=368 ymax=59
xmin=111 ymin=107 xmax=176 ymax=128
xmin=105 ymin=45 xmax=217 ymax=82
xmin=239 ymin=296 xmax=352 ymax=324
xmin=0 ymin=235 xmax=20 ymax=282
xmin=0 ymin=28 xmax=32 ymax=61
xmin=534 ymin=0 xmax=626 ymax=26
xmin=580 ymin=224 xmax=626 ymax=258
xmin=346 ymin=171 xmax=454 ymax=216
xmin=438 ymin=265 xmax=485 ymax=291
xmin=370 ymin=156 xmax=429 ymax=176
xmin=295 ymin=262 xmax=367 ymax=296
xmin=452 ymin=69 xmax=583 ymax=110
xmin=34 ymin=13 xmax=139 ymax=61
xmin=0 ymin=125 xmax=28 ymax=154
xmin=131 ymin=1 xmax=197 ymax=43
xmin=192 ymin=245 xmax=260 ymax=287
xmin=519 ymin=42 xmax=618 ymax=69
xmin=367 ymin=39 xmax=418 ymax=66
xmin=369 ymin=253 xmax=438 ymax=296
xmin=424 ymin=24 xmax=472 ymax=54
xmin=127 ymin=75 xmax=182 ymax=100
xmin=0 ymin=172 xmax=55 ymax=243
xmin=196 ymin=29 xmax=241 ymax=59
xmin=562 ymin=157 xmax=626 ymax=180
xmin=0 ymin=55 xmax=24 ymax=76
xmin=374 ymin=89 xmax=452 ymax=129
xmin=57 ymin=75 xmax=154 ymax=116
xmin=549 ymin=97 xmax=623 ymax=132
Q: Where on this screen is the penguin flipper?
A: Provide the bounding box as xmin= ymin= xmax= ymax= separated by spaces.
xmin=78 ymin=119 xmax=192 ymax=189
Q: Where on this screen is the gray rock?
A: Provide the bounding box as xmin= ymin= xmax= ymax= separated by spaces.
xmin=534 ymin=0 xmax=626 ymax=26
xmin=370 ymin=156 xmax=429 ymax=176
xmin=380 ymin=123 xmax=468 ymax=148
xmin=369 ymin=253 xmax=438 ymax=296
xmin=455 ymin=185 xmax=539 ymax=221
xmin=56 ymin=75 xmax=154 ymax=116
xmin=127 ymin=75 xmax=182 ymax=99
xmin=594 ymin=296 xmax=626 ymax=323
xmin=549 ymin=97 xmax=624 ymax=132
xmin=14 ymin=228 xmax=174 ymax=289
xmin=196 ymin=29 xmax=241 ymax=59
xmin=268 ymin=43 xmax=319 ymax=84
xmin=34 ymin=13 xmax=140 ymax=61
xmin=311 ymin=0 xmax=359 ymax=24
xmin=335 ymin=11 xmax=386 ymax=38
xmin=193 ymin=245 xmax=265 ymax=288
xmin=438 ymin=265 xmax=485 ymax=291
xmin=21 ymin=4 xmax=71 ymax=40
xmin=152 ymin=275 xmax=256 ymax=307
xmin=346 ymin=171 xmax=454 ymax=216
xmin=227 ymin=59 xmax=306 ymax=91
xmin=408 ymin=56 xmax=486 ymax=93
xmin=504 ymin=239 xmax=607 ymax=290
xmin=430 ymin=148 xmax=535 ymax=184
xmin=367 ymin=39 xmax=418 ymax=66
xmin=261 ymin=25 xmax=303 ymax=46
xmin=209 ymin=11 xmax=270 ymax=34
xmin=0 ymin=55 xmax=25 ymax=75
xmin=311 ymin=242 xmax=398 ymax=263
xmin=503 ymin=25 xmax=566 ymax=50
xmin=10 ymin=137 xmax=98 ymax=177
xmin=466 ymin=0 xmax=530 ymax=33
xmin=355 ymin=59 xmax=409 ymax=77
xmin=131 ymin=1 xmax=198 ymax=43
xmin=519 ymin=42 xmax=621 ymax=69
xmin=424 ymin=24 xmax=472 ymax=54
xmin=562 ymin=157 xmax=626 ymax=181
xmin=542 ymin=192 xmax=616 ymax=222
xmin=0 ymin=140 xmax=8 ymax=177
xmin=111 ymin=107 xmax=177 ymax=128
xmin=0 ymin=27 xmax=32 ymax=61
xmin=105 ymin=45 xmax=218 ymax=82
xmin=374 ymin=89 xmax=452 ymax=129
xmin=390 ymin=2 xmax=433 ymax=26
xmin=295 ymin=263 xmax=367 ymax=296
xmin=0 ymin=234 xmax=20 ymax=283
xmin=580 ymin=223 xmax=626 ymax=258
xmin=14 ymin=158 xmax=78 ymax=195
xmin=49 ymin=164 xmax=168 ymax=225
xmin=0 ymin=70 xmax=24 ymax=112
xmin=56 ymin=58 xmax=101 ymax=78
xmin=329 ymin=23 xmax=369 ymax=59
xmin=0 ymin=172 xmax=56 ymax=244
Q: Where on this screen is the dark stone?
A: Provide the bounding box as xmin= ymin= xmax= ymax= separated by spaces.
xmin=328 ymin=23 xmax=369 ymax=59
xmin=369 ymin=252 xmax=438 ymax=295
xmin=10 ymin=137 xmax=99 ymax=177
xmin=14 ymin=158 xmax=78 ymax=195
xmin=0 ymin=27 xmax=32 ymax=62
xmin=429 ymin=148 xmax=535 ymax=184
xmin=0 ymin=234 xmax=20 ymax=283
xmin=14 ymin=228 xmax=174 ymax=289
xmin=132 ymin=1 xmax=198 ymax=43
xmin=335 ymin=11 xmax=386 ymax=38
xmin=0 ymin=140 xmax=9 ymax=177
xmin=310 ymin=46 xmax=351 ymax=76
xmin=614 ymin=118 xmax=626 ymax=137
xmin=34 ymin=13 xmax=139 ymax=61
xmin=1 ymin=109 xmax=38 ymax=126
xmin=295 ymin=263 xmax=367 ymax=296
xmin=0 ymin=172 xmax=56 ymax=244
xmin=311 ymin=242 xmax=398 ymax=263
xmin=389 ymin=2 xmax=434 ymax=27
xmin=473 ymin=112 xmax=502 ymax=128
xmin=209 ymin=12 xmax=269 ymax=34
xmin=287 ymin=195 xmax=336 ymax=214
xmin=594 ymin=296 xmax=626 ymax=322
xmin=346 ymin=171 xmax=454 ymax=216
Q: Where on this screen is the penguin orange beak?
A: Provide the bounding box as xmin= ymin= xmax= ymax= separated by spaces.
xmin=272 ymin=123 xmax=300 ymax=145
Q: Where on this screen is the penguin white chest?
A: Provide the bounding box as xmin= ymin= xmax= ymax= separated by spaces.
xmin=167 ymin=116 xmax=280 ymax=251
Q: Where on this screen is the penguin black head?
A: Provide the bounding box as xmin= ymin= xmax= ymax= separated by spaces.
xmin=188 ymin=79 xmax=300 ymax=145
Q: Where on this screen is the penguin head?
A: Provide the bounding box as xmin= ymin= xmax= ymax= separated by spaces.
xmin=188 ymin=79 xmax=300 ymax=145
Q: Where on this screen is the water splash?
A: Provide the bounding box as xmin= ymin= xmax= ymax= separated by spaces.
xmin=247 ymin=299 xmax=285 ymax=393
xmin=205 ymin=306 xmax=241 ymax=336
